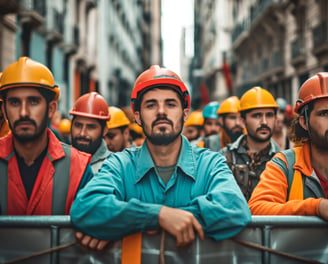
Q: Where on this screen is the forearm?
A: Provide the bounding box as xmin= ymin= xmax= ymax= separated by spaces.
xmin=71 ymin=196 xmax=162 ymax=240
xmin=249 ymin=162 xmax=322 ymax=216
xmin=179 ymin=189 xmax=251 ymax=241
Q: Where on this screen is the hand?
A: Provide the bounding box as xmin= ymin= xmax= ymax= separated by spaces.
xmin=158 ymin=206 xmax=204 ymax=247
xmin=318 ymin=199 xmax=328 ymax=221
xmin=75 ymin=231 xmax=110 ymax=251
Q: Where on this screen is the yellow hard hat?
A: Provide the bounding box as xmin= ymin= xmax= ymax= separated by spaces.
xmin=217 ymin=96 xmax=240 ymax=114
xmin=184 ymin=110 xmax=204 ymax=127
xmin=58 ymin=118 xmax=71 ymax=133
xmin=107 ymin=106 xmax=130 ymax=129
xmin=0 ymin=57 xmax=59 ymax=100
xmin=239 ymin=86 xmax=278 ymax=112
xmin=129 ymin=122 xmax=144 ymax=135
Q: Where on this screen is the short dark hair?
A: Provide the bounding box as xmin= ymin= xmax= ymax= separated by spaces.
xmin=0 ymin=87 xmax=56 ymax=103
xmin=134 ymin=85 xmax=186 ymax=112
xmin=289 ymin=101 xmax=315 ymax=144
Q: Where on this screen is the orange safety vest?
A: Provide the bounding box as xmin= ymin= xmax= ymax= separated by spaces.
xmin=0 ymin=130 xmax=90 ymax=215
xmin=271 ymin=148 xmax=325 ymax=200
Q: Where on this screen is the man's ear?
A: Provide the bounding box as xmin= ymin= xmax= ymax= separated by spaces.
xmin=299 ymin=115 xmax=308 ymax=131
xmin=48 ymin=101 xmax=58 ymax=119
xmin=183 ymin=108 xmax=190 ymax=122
xmin=102 ymin=126 xmax=108 ymax=137
xmin=135 ymin=111 xmax=141 ymax=126
xmin=1 ymin=102 xmax=7 ymax=120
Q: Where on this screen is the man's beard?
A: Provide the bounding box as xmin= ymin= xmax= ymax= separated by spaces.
xmin=141 ymin=115 xmax=183 ymax=145
xmin=247 ymin=125 xmax=272 ymax=143
xmin=10 ymin=111 xmax=49 ymax=143
xmin=309 ymin=124 xmax=328 ymax=151
xmin=72 ymin=136 xmax=102 ymax=155
xmin=225 ymin=126 xmax=243 ymax=142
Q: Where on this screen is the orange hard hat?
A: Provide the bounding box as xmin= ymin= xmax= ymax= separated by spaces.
xmin=69 ymin=92 xmax=110 ymax=120
xmin=184 ymin=110 xmax=204 ymax=127
xmin=130 ymin=65 xmax=190 ymax=113
xmin=107 ymin=106 xmax=130 ymax=129
xmin=294 ymin=72 xmax=328 ymax=114
xmin=217 ymin=96 xmax=240 ymax=114
xmin=239 ymin=86 xmax=278 ymax=112
xmin=58 ymin=118 xmax=71 ymax=133
xmin=0 ymin=57 xmax=60 ymax=100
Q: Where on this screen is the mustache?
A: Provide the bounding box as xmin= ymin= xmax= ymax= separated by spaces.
xmin=74 ymin=137 xmax=92 ymax=143
xmin=256 ymin=125 xmax=271 ymax=133
xmin=232 ymin=125 xmax=243 ymax=131
xmin=152 ymin=117 xmax=173 ymax=128
xmin=14 ymin=118 xmax=36 ymax=128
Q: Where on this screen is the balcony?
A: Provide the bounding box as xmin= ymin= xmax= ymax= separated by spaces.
xmin=270 ymin=50 xmax=284 ymax=74
xmin=46 ymin=9 xmax=64 ymax=43
xmin=312 ymin=21 xmax=328 ymax=57
xmin=18 ymin=0 xmax=46 ymax=28
xmin=290 ymin=38 xmax=306 ymax=67
xmin=232 ymin=0 xmax=284 ymax=45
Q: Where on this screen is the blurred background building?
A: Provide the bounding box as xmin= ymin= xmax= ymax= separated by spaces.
xmin=1 ymin=0 xmax=328 ymax=112
xmin=189 ymin=0 xmax=328 ymax=109
xmin=0 ymin=0 xmax=162 ymax=113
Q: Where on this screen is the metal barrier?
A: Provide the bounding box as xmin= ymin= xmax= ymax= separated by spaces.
xmin=0 ymin=215 xmax=327 ymax=264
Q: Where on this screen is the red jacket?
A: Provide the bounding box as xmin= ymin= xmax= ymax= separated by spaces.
xmin=0 ymin=129 xmax=91 ymax=215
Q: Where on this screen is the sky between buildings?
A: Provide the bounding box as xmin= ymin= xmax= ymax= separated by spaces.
xmin=161 ymin=0 xmax=194 ymax=76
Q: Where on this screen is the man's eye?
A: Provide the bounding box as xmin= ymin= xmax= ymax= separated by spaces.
xmin=146 ymin=104 xmax=155 ymax=108
xmin=8 ymin=99 xmax=19 ymax=106
xmin=30 ymin=98 xmax=40 ymax=105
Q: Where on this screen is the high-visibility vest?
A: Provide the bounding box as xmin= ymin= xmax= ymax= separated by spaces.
xmin=0 ymin=143 xmax=87 ymax=215
xmin=271 ymin=149 xmax=325 ymax=200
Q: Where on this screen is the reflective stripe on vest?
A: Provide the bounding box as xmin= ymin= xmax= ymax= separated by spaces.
xmin=271 ymin=149 xmax=304 ymax=200
xmin=0 ymin=143 xmax=71 ymax=215
xmin=52 ymin=143 xmax=71 ymax=214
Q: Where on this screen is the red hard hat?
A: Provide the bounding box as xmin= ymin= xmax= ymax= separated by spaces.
xmin=294 ymin=72 xmax=328 ymax=114
xmin=69 ymin=92 xmax=110 ymax=120
xmin=130 ymin=65 xmax=190 ymax=113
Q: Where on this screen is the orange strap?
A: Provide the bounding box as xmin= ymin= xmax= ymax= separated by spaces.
xmin=289 ymin=170 xmax=304 ymax=200
xmin=197 ymin=141 xmax=205 ymax=148
xmin=121 ymin=233 xmax=142 ymax=264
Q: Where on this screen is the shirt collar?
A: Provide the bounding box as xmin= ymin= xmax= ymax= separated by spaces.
xmin=91 ymin=139 xmax=111 ymax=164
xmin=135 ymin=135 xmax=196 ymax=183
xmin=229 ymin=134 xmax=280 ymax=154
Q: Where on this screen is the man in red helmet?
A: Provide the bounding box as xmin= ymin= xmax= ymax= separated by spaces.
xmin=249 ymin=72 xmax=328 ymax=221
xmin=71 ymin=65 xmax=250 ymax=250
xmin=0 ymin=57 xmax=93 ymax=215
xmin=70 ymin=92 xmax=111 ymax=174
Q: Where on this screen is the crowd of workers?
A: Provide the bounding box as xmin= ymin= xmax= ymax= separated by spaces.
xmin=0 ymin=56 xmax=328 ymax=250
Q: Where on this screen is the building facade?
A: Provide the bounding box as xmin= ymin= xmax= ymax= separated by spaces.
xmin=0 ymin=0 xmax=162 ymax=114
xmin=230 ymin=0 xmax=328 ymax=103
xmin=191 ymin=0 xmax=234 ymax=109
xmin=190 ymin=0 xmax=328 ymax=107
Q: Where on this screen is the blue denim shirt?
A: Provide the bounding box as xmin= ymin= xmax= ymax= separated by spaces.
xmin=71 ymin=136 xmax=251 ymax=241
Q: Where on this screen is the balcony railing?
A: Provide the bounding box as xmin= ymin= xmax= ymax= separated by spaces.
xmin=312 ymin=21 xmax=328 ymax=48
xmin=232 ymin=0 xmax=284 ymax=44
xmin=291 ymin=38 xmax=305 ymax=59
